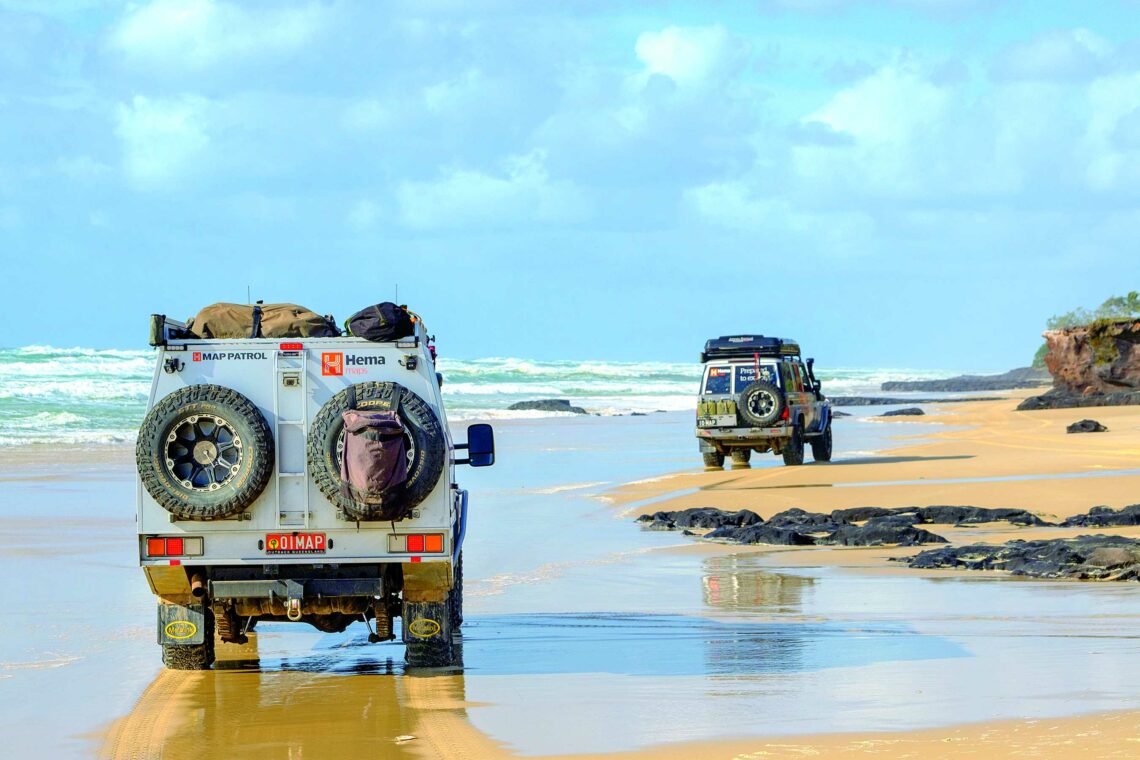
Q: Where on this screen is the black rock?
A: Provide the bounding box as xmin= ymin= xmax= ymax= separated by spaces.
xmin=830 ymin=506 xmax=893 ymax=523
xmin=907 ymin=506 xmax=1052 ymax=527
xmin=507 ymin=399 xmax=588 ymax=414
xmin=1061 ymin=504 xmax=1140 ymax=527
xmin=832 ymin=411 xmax=853 ymax=418
xmin=1018 ymin=389 xmax=1140 ymax=411
xmin=1067 ymin=419 xmax=1107 ymax=433
xmin=707 ymin=524 xmax=815 ymax=546
xmin=901 ymin=535 xmax=1140 ymax=580
xmin=636 ymin=507 xmax=763 ymax=532
xmin=766 ymin=508 xmax=840 ymax=528
xmin=880 ymin=407 xmax=925 ymax=417
xmin=831 ymin=396 xmax=1004 ymax=407
xmin=881 ymin=367 xmax=1050 ymax=393
xmin=819 ymin=522 xmax=948 ymax=547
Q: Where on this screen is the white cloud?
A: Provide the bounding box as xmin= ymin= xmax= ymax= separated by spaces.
xmin=423 ymin=69 xmax=490 ymax=113
xmin=396 ymin=150 xmax=589 ymax=230
xmin=992 ymin=28 xmax=1113 ymax=81
xmin=115 ymin=95 xmax=212 ymax=187
xmin=1084 ymin=73 xmax=1140 ymax=189
xmin=634 ymin=25 xmax=735 ymax=88
xmin=110 ymin=0 xmax=324 ymax=70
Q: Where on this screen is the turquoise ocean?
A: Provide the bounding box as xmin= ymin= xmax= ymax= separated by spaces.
xmin=0 ymin=346 xmax=985 ymax=446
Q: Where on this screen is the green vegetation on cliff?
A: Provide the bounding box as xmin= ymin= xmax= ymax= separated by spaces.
xmin=1033 ymin=291 xmax=1140 ymax=368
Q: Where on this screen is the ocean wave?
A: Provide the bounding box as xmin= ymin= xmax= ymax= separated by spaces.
xmin=0 ymin=345 xmax=982 ymax=446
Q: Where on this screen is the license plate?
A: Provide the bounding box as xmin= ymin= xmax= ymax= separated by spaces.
xmin=697 ymin=418 xmax=719 ymax=428
xmin=265 ymin=532 xmax=327 ymax=555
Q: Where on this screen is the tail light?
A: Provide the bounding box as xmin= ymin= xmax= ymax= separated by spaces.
xmin=781 ymin=407 xmax=790 ymax=421
xmin=389 ymin=533 xmax=445 ymax=554
xmin=145 ymin=536 xmax=203 ymax=557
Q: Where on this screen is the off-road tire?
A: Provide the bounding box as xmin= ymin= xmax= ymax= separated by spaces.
xmin=811 ymin=422 xmax=833 ymax=463
xmin=161 ymin=609 xmax=215 ymax=670
xmin=782 ymin=422 xmax=805 ymax=466
xmin=308 ymin=382 xmax=446 ymax=521
xmin=702 ymin=451 xmax=725 ymax=469
xmin=450 ymin=554 xmax=464 ymax=630
xmin=738 ymin=382 xmax=784 ymax=427
xmin=137 ymin=385 xmax=274 ymax=520
xmin=730 ymin=449 xmax=752 ymax=469
xmin=403 ymin=598 xmax=454 ymax=668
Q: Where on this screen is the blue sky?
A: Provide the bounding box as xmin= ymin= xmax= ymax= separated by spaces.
xmin=1 ymin=0 xmax=1137 ymax=369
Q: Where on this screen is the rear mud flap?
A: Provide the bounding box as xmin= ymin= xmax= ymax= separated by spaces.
xmin=401 ymin=600 xmax=451 ymax=645
xmin=158 ymin=603 xmax=207 ymax=646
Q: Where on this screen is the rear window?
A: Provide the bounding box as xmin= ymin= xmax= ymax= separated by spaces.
xmin=703 ymin=367 xmax=731 ymax=394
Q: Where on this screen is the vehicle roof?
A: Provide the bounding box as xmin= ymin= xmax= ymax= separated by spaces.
xmin=702 ymin=335 xmax=800 ymax=361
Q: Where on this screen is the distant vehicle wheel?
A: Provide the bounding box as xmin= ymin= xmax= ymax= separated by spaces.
xmin=702 ymin=451 xmax=725 ymax=469
xmin=738 ymin=382 xmax=784 ymax=427
xmin=811 ymin=421 xmax=833 ymax=463
xmin=161 ymin=607 xmax=215 ymax=670
xmin=137 ymin=385 xmax=274 ymax=520
xmin=730 ymin=449 xmax=752 ymax=469
xmin=308 ymin=382 xmax=447 ymax=521
xmin=782 ymin=422 xmax=805 ymax=466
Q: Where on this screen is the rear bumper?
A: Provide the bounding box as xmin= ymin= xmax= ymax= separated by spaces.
xmin=209 ymin=577 xmax=384 ymax=600
xmin=697 ymin=424 xmax=791 ymax=442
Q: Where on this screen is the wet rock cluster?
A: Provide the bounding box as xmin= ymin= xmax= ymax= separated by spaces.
xmin=880 ymin=408 xmax=925 ymax=417
xmin=1060 ymin=504 xmax=1140 ymax=527
xmin=899 ymin=535 xmax=1140 ymax=580
xmin=638 ymin=505 xmax=1054 ymax=547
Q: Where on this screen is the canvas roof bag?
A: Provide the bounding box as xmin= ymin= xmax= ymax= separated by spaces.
xmin=339 ymin=409 xmax=409 ymax=506
xmin=187 ymin=303 xmax=338 ymax=339
xmin=345 ymin=302 xmax=414 ymax=342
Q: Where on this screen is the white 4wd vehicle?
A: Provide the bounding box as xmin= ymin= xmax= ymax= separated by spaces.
xmin=695 ymin=335 xmax=832 ymax=468
xmin=137 ymin=312 xmax=492 ymax=669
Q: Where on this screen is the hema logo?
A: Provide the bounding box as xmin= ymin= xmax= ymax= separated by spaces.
xmin=321 ymin=352 xmax=343 ymax=376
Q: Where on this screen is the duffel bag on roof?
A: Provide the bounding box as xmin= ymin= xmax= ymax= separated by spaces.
xmin=187 ymin=302 xmax=339 ymax=339
xmin=345 ymin=302 xmax=415 ymax=342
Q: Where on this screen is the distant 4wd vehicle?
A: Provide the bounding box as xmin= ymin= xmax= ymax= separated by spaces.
xmin=695 ymin=335 xmax=832 ymax=468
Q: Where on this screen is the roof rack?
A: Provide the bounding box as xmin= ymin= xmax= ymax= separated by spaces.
xmin=701 ymin=335 xmax=800 ymax=362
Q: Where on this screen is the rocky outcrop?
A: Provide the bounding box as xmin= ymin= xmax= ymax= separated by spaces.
xmin=880 ymin=407 xmax=924 ymax=417
xmin=507 ymin=399 xmax=587 ymax=414
xmin=900 ymin=535 xmax=1140 ymax=581
xmin=1044 ymin=319 xmax=1140 ymax=394
xmin=831 ymin=396 xmax=1002 ymax=407
xmin=637 ymin=508 xmax=762 ymax=532
xmin=1017 ymin=388 xmax=1140 ymax=410
xmin=881 ymin=367 xmax=1050 ymax=393
xmin=1061 ymin=504 xmax=1140 ymax=527
xmin=1067 ymin=419 xmax=1107 ymax=433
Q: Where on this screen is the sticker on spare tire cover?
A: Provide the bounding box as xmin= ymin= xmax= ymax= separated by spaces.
xmin=407 ymin=618 xmax=442 ymax=639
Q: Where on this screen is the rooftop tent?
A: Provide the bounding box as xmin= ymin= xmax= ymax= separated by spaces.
xmin=701 ymin=335 xmax=800 ymax=362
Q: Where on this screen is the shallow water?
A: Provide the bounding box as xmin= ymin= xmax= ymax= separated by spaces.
xmin=3 ymin=412 xmax=1139 ymax=758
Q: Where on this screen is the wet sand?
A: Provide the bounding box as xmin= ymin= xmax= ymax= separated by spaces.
xmin=3 ymin=400 xmax=1140 ymax=758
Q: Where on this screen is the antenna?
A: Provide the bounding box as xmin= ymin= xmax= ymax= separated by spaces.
xmin=395 ymin=283 xmax=399 ymax=304
xmin=247 ymin=285 xmax=251 ymax=305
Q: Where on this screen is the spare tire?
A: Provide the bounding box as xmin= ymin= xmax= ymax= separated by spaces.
xmin=738 ymin=381 xmax=784 ymax=427
xmin=137 ymin=385 xmax=274 ymax=520
xmin=308 ymin=382 xmax=446 ymax=521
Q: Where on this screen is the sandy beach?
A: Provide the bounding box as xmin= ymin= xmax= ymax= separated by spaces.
xmin=3 ymin=395 xmax=1140 ymax=758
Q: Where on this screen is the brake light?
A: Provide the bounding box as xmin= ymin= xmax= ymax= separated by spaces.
xmin=388 ymin=533 xmax=445 ymax=554
xmin=781 ymin=407 xmax=790 ymax=421
xmin=279 ymin=342 xmax=303 ymax=351
xmin=144 ymin=537 xmax=203 ymax=557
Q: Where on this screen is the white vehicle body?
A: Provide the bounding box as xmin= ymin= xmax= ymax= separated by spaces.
xmin=138 ymin=322 xmax=459 ymax=570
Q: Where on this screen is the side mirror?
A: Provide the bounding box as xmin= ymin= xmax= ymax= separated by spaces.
xmin=457 ymin=423 xmax=495 ymax=467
